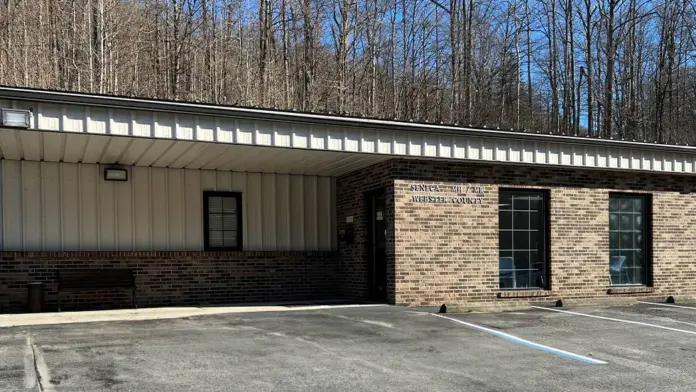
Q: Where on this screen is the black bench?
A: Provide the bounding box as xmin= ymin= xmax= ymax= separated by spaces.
xmin=56 ymin=269 xmax=137 ymax=311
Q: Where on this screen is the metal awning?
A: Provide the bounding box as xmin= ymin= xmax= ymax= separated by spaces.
xmin=0 ymin=86 xmax=695 ymax=175
xmin=0 ymin=128 xmax=388 ymax=176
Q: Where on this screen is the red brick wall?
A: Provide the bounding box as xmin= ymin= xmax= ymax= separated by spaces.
xmin=336 ymin=158 xmax=696 ymax=309
xmin=0 ymin=251 xmax=337 ymax=312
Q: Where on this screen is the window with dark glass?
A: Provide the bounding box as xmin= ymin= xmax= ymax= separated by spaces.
xmin=609 ymin=194 xmax=650 ymax=286
xmin=203 ymin=191 xmax=242 ymax=250
xmin=499 ymin=190 xmax=548 ymax=289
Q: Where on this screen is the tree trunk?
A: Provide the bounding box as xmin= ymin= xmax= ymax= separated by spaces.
xmin=281 ymin=0 xmax=291 ymax=108
xmin=525 ymin=0 xmax=532 ymax=126
xmin=603 ymin=0 xmax=616 ymax=138
xmin=583 ymin=0 xmax=594 ymax=135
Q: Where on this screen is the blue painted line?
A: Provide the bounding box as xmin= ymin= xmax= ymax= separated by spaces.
xmin=431 ymin=313 xmax=607 ymax=365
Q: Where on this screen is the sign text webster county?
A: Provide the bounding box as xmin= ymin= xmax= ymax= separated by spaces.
xmin=409 ymin=184 xmax=486 ymax=205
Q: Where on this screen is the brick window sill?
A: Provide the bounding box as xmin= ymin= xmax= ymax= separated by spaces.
xmin=607 ymin=286 xmax=655 ymax=295
xmin=496 ymin=290 xmax=552 ymax=299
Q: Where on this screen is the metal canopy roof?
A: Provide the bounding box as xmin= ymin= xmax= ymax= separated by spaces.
xmin=0 ymin=129 xmax=389 ymax=176
xmin=0 ymin=85 xmax=693 ymax=153
xmin=0 ymin=85 xmax=695 ymax=175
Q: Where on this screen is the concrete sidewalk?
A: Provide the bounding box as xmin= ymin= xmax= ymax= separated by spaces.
xmin=0 ymin=303 xmax=386 ymax=328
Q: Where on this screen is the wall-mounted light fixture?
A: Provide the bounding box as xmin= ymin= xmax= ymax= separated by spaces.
xmin=104 ymin=167 xmax=128 ymax=182
xmin=1 ymin=109 xmax=31 ymax=129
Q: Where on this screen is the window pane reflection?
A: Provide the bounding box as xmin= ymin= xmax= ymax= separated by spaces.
xmin=609 ymin=194 xmax=649 ymax=286
xmin=499 ymin=190 xmax=547 ymax=289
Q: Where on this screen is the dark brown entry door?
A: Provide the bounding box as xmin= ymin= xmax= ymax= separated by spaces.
xmin=369 ymin=193 xmax=388 ymax=302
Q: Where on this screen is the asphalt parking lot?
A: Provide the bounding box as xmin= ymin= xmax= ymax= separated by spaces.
xmin=2 ymin=302 xmax=696 ymax=391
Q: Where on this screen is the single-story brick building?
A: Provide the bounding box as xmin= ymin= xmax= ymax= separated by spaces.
xmin=0 ymin=86 xmax=694 ymax=312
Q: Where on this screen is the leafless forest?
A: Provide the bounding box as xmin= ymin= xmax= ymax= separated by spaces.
xmin=1 ymin=0 xmax=695 ymax=143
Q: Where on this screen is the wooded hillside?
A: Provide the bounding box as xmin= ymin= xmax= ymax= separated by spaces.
xmin=1 ymin=0 xmax=695 ymax=143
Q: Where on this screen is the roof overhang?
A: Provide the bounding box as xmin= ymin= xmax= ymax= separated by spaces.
xmin=0 ymin=129 xmax=389 ymax=176
xmin=0 ymin=86 xmax=695 ymax=176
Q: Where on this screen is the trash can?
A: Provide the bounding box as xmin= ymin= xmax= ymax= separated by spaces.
xmin=27 ymin=282 xmax=45 ymax=313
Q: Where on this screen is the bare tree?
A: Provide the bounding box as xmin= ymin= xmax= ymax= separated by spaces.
xmin=0 ymin=0 xmax=695 ymax=143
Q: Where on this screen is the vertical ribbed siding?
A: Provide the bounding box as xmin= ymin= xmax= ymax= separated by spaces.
xmin=0 ymin=160 xmax=336 ymax=252
xmin=2 ymin=160 xmax=21 ymax=248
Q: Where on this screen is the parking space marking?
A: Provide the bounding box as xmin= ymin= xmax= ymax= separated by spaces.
xmin=333 ymin=314 xmax=394 ymax=328
xmin=637 ymin=301 xmax=696 ymax=310
xmin=431 ymin=313 xmax=606 ymax=365
xmin=532 ymin=306 xmax=696 ymax=336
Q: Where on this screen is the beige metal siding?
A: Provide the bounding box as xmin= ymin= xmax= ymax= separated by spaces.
xmin=2 ymin=160 xmax=21 ymax=248
xmin=0 ymin=160 xmax=336 ymax=251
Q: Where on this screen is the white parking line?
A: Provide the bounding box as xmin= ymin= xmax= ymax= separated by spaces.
xmin=531 ymin=306 xmax=696 ymax=336
xmin=431 ymin=313 xmax=606 ymax=365
xmin=637 ymin=301 xmax=696 ymax=310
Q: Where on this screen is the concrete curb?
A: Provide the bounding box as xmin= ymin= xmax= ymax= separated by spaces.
xmin=0 ymin=304 xmax=388 ymax=328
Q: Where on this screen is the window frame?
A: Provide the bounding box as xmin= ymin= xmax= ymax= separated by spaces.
xmin=498 ymin=188 xmax=551 ymax=291
xmin=203 ymin=191 xmax=243 ymax=251
xmin=608 ymin=192 xmax=653 ymax=287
